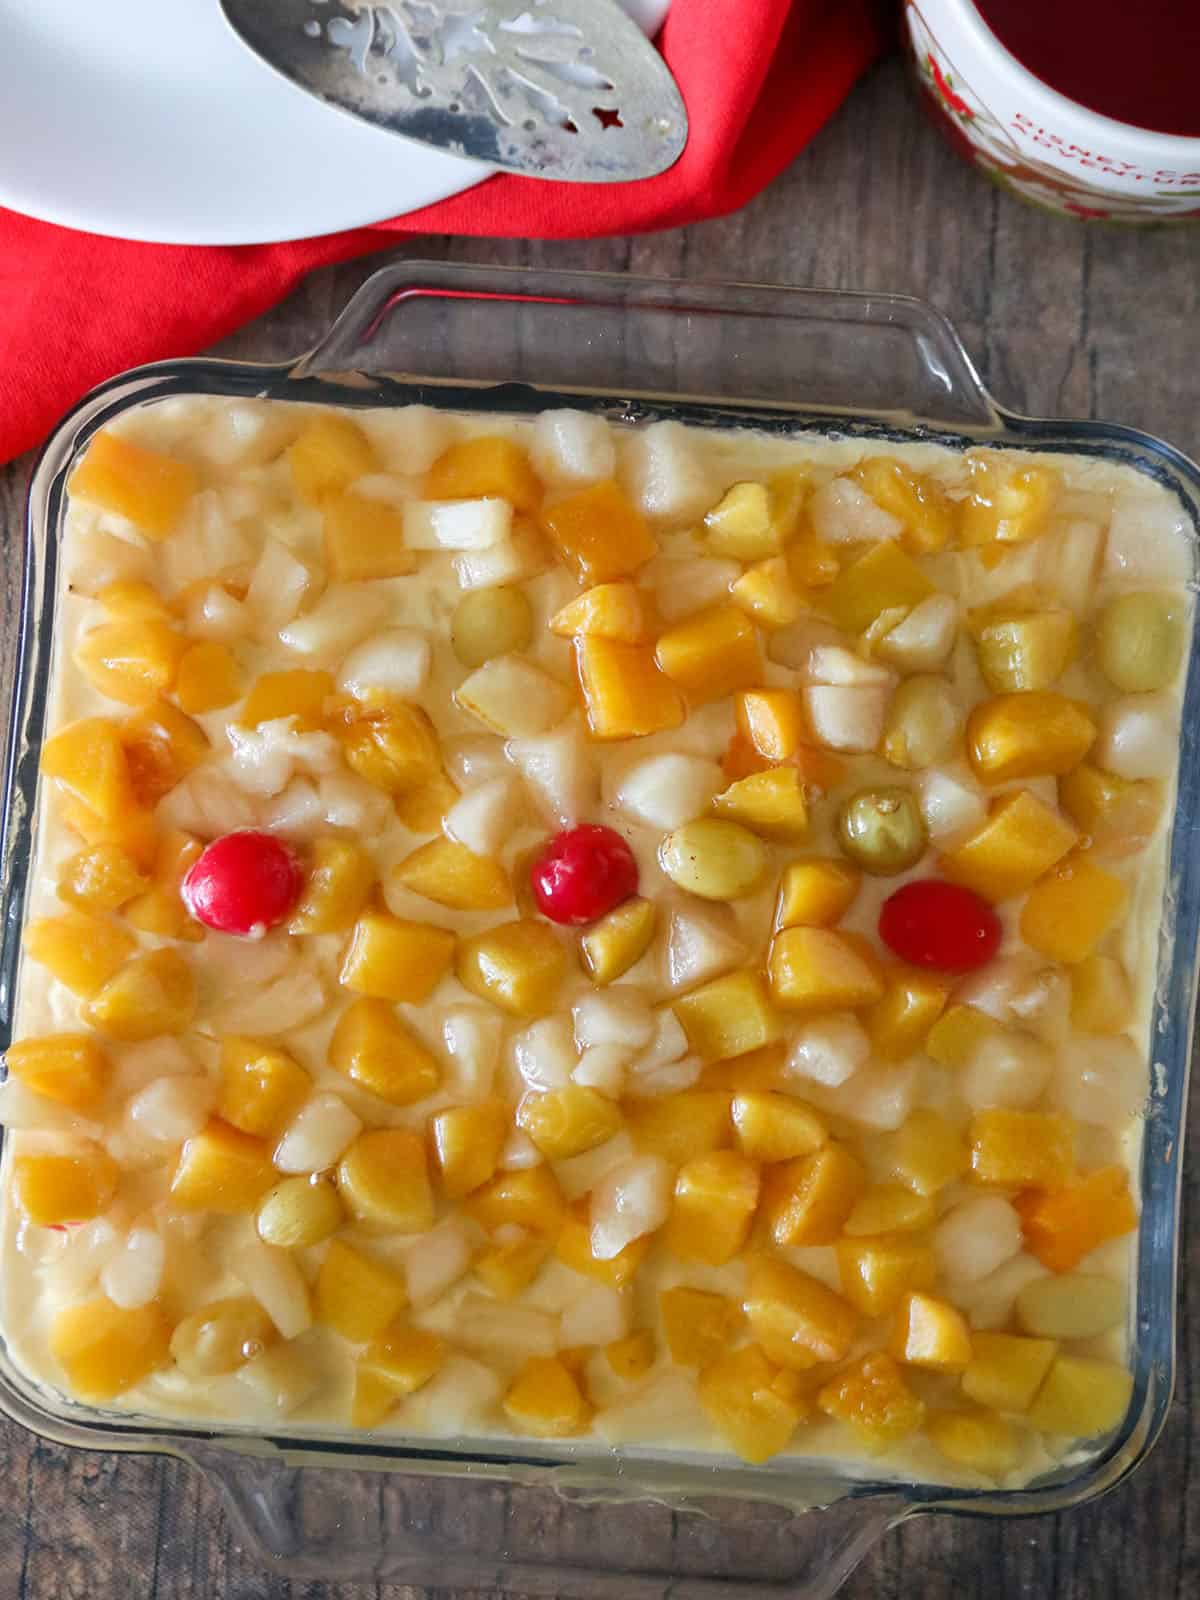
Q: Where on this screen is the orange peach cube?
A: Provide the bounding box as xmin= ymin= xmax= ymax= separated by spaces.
xmin=465 ymin=1167 xmax=566 ymax=1235
xmin=340 ymin=912 xmax=455 ymax=1004
xmin=392 ymin=836 xmax=511 ymax=912
xmin=961 ymin=1331 xmax=1058 ymax=1412
xmin=549 ymin=581 xmax=651 ymax=642
xmin=969 ymin=1109 xmax=1076 ymax=1190
xmin=315 ymin=1239 xmax=408 ymax=1343
xmin=966 ymin=692 xmax=1096 ymax=784
xmin=240 ymin=669 xmax=335 ymax=730
xmin=40 ymin=717 xmax=134 ymax=823
xmin=824 ymin=541 xmax=933 ymax=634
xmin=427 ymin=435 xmax=542 ymax=511
xmin=539 ymin=479 xmax=655 ymax=583
xmin=503 ymin=1356 xmax=590 ymax=1437
xmin=24 ymin=910 xmax=136 ymax=998
xmin=698 ymin=1343 xmax=804 ymax=1463
xmin=665 ymin=1150 xmax=760 ymax=1265
xmin=745 ymin=1255 xmax=859 ymax=1370
xmin=768 ymin=926 xmax=883 ymax=1014
xmin=337 ymin=1128 xmax=434 ymax=1232
xmin=836 ymin=1236 xmax=937 ymax=1318
xmin=939 ymin=789 xmax=1078 ymax=903
xmin=51 ymin=1298 xmax=172 ymax=1401
xmin=13 ymin=1143 xmax=119 ymax=1226
xmin=865 ymin=966 xmax=952 ymax=1061
xmin=4 ymin=1033 xmax=111 ymax=1111
xmin=655 ymin=606 xmax=762 ymax=704
xmin=659 ymin=1286 xmax=742 ymax=1368
xmin=764 ymin=1143 xmax=865 ymax=1247
xmin=70 ymin=430 xmax=198 ymax=538
xmin=889 ymin=1291 xmax=972 ymax=1371
xmin=287 ymin=413 xmax=377 ymax=504
xmin=171 ymin=1119 xmax=276 ymax=1213
xmin=1019 ymin=855 xmax=1128 ymax=963
xmin=730 ymin=1092 xmax=826 ymax=1163
xmin=456 ymin=919 xmax=566 ymax=1018
xmin=1016 ymin=1165 xmax=1137 ymax=1272
xmin=218 ymin=1036 xmax=311 ymax=1138
xmin=430 ymin=1100 xmax=509 ymax=1198
xmin=329 ymin=997 xmax=441 ymax=1107
xmin=83 ymin=948 xmax=197 ymax=1041
xmin=628 ymin=1090 xmax=732 ymax=1167
xmin=574 ymin=636 xmax=686 ymax=739
xmin=673 ymin=970 xmax=782 ymax=1062
xmin=174 ymin=640 xmax=241 ymax=714
xmin=516 ymin=1085 xmax=623 ymax=1161
xmin=290 ymin=837 xmax=375 ymax=935
xmin=775 ymin=857 xmax=861 ymax=929
xmin=323 ymin=491 xmax=416 ymax=581
xmin=816 ymin=1352 xmax=925 ymax=1452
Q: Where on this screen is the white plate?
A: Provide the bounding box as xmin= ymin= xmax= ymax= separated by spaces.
xmin=0 ymin=0 xmax=671 ymax=247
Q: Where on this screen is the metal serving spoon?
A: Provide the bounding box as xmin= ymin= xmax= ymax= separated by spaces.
xmin=218 ymin=0 xmax=688 ymax=182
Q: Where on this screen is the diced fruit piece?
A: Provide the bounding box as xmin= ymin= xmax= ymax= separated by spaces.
xmin=776 ymin=858 xmax=861 ymax=929
xmin=555 ymin=1211 xmax=649 ymax=1287
xmin=24 ymin=909 xmax=135 ymax=997
xmin=531 ymin=408 xmax=615 ymax=486
xmin=768 ymin=927 xmax=883 ymax=1014
xmin=574 ymin=637 xmax=685 ymax=739
xmin=539 ymin=479 xmax=655 ymax=583
xmin=1015 ymin=1273 xmax=1124 ymax=1340
xmin=825 ymin=542 xmax=934 ymax=634
xmin=851 ymin=457 xmax=954 ymax=553
xmin=241 ymin=669 xmax=334 ymax=730
xmin=170 ymin=1296 xmax=275 ymax=1377
xmin=1095 ymin=592 xmax=1184 ymax=693
xmin=237 ymin=1342 xmax=319 ymax=1415
xmin=394 ymin=771 xmax=459 ymax=834
xmin=353 ymin=1325 xmax=446 ymax=1426
xmin=83 ymin=948 xmax=196 ymax=1040
xmin=516 ymin=1085 xmax=623 ymax=1160
xmin=1027 ymin=1355 xmax=1133 ymax=1438
xmin=57 ymin=843 xmax=147 ymax=912
xmin=182 ymin=831 xmax=303 ymax=936
xmin=713 ymin=768 xmax=808 ymax=842
xmin=844 ymin=1184 xmax=935 ymax=1236
xmin=890 ymin=1292 xmax=971 ymax=1371
xmin=171 ymin=1118 xmax=276 ymax=1212
xmin=323 ymin=491 xmax=415 ymax=581
xmin=877 ymin=1108 xmax=968 ymax=1194
xmin=123 ymin=830 xmax=204 ymax=942
xmin=340 ymin=912 xmax=455 ymax=1003
xmin=660 ymin=1286 xmax=741 ymax=1367
xmin=660 ymin=819 xmax=768 ymax=901
xmin=530 ymin=824 xmax=638 ymax=927
xmin=71 ymin=431 xmax=198 ymax=537
xmin=971 ymin=605 xmax=1078 ymax=694
xmin=219 ymin=1036 xmax=310 ymax=1138
xmin=455 ymin=656 xmax=572 ymax=739
xmin=257 ymin=1175 xmax=344 ymax=1248
xmin=99 ymin=579 xmax=171 ymax=621
xmin=450 ymin=585 xmax=534 ymax=668
xmin=731 ymin=1092 xmax=826 ymax=1163
xmin=837 ymin=786 xmax=927 ymax=876
xmin=961 ymin=1331 xmax=1058 ymax=1412
xmin=340 ymin=697 xmax=441 ymax=793
xmin=474 ymin=1235 xmax=550 ymax=1298
xmin=730 ymin=557 xmax=804 ymax=629
xmin=1058 ymin=763 xmax=1162 ymax=851
xmin=967 ymin=693 xmax=1096 ymax=784
xmin=699 ymin=1343 xmax=804 ymax=1463
xmin=939 ymin=789 xmax=1078 ymax=903
xmin=549 ymin=581 xmax=650 ymax=643
xmin=580 ymin=897 xmax=656 ymax=985
xmin=289 ymin=838 xmax=374 ymax=934
xmin=456 ymin=919 xmax=566 ymax=1017
xmin=328 ymin=997 xmax=441 ymax=1106
xmin=5 ymin=1033 xmax=110 ymax=1111
xmin=926 ymin=1409 xmax=1019 ymax=1475
xmin=655 ymin=606 xmax=761 ymax=703
xmin=504 ymin=1356 xmax=589 ymax=1437
xmin=970 ymin=1109 xmax=1075 ymax=1190
xmin=607 ymin=1330 xmax=655 ymax=1380
xmin=665 ymin=1150 xmax=760 ymax=1264
xmin=1093 ymin=695 xmax=1175 ymax=781
xmin=874 ymin=593 xmax=959 ymax=673
xmin=746 ymin=1255 xmax=859 ymax=1370
xmin=629 ymin=1090 xmax=732 ymax=1166
xmin=1070 ymin=955 xmax=1133 ymax=1035
xmin=338 ymin=1128 xmax=434 ymax=1232
xmin=882 ymin=676 xmax=960 ymax=771
xmin=426 ymin=435 xmax=541 ymax=511
xmin=466 ymin=1166 xmax=565 ymax=1234
xmin=1016 ymin=1166 xmax=1137 ymax=1273
xmin=393 ymin=836 xmax=511 ymax=912
xmin=41 ymin=717 xmax=134 ymax=822
xmin=174 ymin=640 xmax=241 ymax=714
xmin=878 ymin=881 xmax=1001 ymax=974
xmin=765 ymin=1143 xmax=865 ymax=1246
xmin=702 ymin=480 xmax=777 ymax=559
xmin=121 ymin=699 xmax=209 ymax=806
xmin=12 ymin=1143 xmax=119 ymax=1225
xmin=52 ymin=1297 xmax=172 ymax=1401
xmin=817 ymin=1353 xmax=925 ymax=1452
xmin=288 ymin=414 xmax=377 ymax=503
xmin=673 ymin=970 xmax=782 ymax=1062
xmin=864 ymin=965 xmax=952 ymax=1058
xmin=786 ymin=1014 xmax=869 ymax=1087
xmin=75 ymin=620 xmax=187 ymax=707
xmin=735 ymin=689 xmax=806 ymax=762
xmin=430 ymin=1100 xmax=508 ymax=1198
xmin=1019 ymin=855 xmax=1128 ymax=963
xmin=836 ymin=1235 xmax=937 ymax=1317
xmin=315 ymin=1239 xmax=408 ymax=1342
xmin=960 ymin=456 xmax=1059 ymax=547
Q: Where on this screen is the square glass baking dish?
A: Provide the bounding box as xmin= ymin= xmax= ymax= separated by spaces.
xmin=0 ymin=262 xmax=1196 ymax=1598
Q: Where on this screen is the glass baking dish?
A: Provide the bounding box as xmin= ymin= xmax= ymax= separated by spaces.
xmin=1 ymin=262 xmax=1196 ymax=1598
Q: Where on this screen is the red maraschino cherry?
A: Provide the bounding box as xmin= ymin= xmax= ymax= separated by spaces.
xmin=878 ymin=879 xmax=1002 ymax=973
xmin=530 ymin=824 xmax=639 ymax=927
xmin=182 ymin=830 xmax=304 ymax=936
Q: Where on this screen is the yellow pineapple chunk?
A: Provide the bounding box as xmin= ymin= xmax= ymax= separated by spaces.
xmin=666 ymin=1150 xmax=760 ymax=1265
xmin=764 ymin=1143 xmax=865 ymax=1246
xmin=70 ymin=430 xmax=198 ymax=537
xmin=75 ymin=619 xmax=187 ymax=707
xmin=352 ymin=1324 xmax=446 ymax=1426
xmin=517 ymin=1085 xmax=623 ymax=1161
xmin=549 ymin=581 xmax=651 ymax=642
xmin=170 ymin=1296 xmax=276 ymax=1377
xmin=1016 ymin=1166 xmax=1137 ymax=1273
xmin=504 ymin=1356 xmax=589 ymax=1437
xmin=338 ymin=1128 xmax=434 ymax=1232
xmin=659 ymin=1286 xmax=742 ymax=1368
xmin=329 ymin=997 xmax=441 ymax=1106
xmin=315 ymin=1239 xmax=407 ymax=1343
xmin=851 ymin=457 xmax=954 ymax=554
xmin=240 ymin=668 xmax=334 ymax=730
xmin=1058 ymin=763 xmax=1162 ymax=851
xmin=323 ymin=491 xmax=416 ymax=582
xmin=818 ymin=1352 xmax=925 ymax=1451
xmin=890 ymin=1292 xmax=972 ymax=1371
xmin=288 ymin=413 xmax=377 ymax=503
xmin=57 ymin=843 xmax=147 ymax=912
xmin=466 ymin=1166 xmax=565 ymax=1235
xmin=579 ymin=897 xmax=656 ymax=985
xmin=730 ymin=557 xmax=805 ymax=630
xmin=673 ymin=970 xmax=783 ymax=1062
xmin=940 ymin=789 xmax=1078 ymax=903
xmin=392 ymin=836 xmax=511 ymax=911
xmin=289 ymin=837 xmax=374 ymax=935
xmin=961 ymin=1332 xmax=1058 ymax=1412
xmin=1070 ymin=954 xmax=1133 ymax=1035
xmin=41 ymin=716 xmax=134 ymax=823
xmin=836 ymin=1236 xmax=937 ymax=1317
xmin=219 ymin=1035 xmax=311 ymax=1138
xmin=629 ymin=1090 xmax=732 ymax=1167
xmin=731 ymin=1092 xmax=826 ymax=1163
xmin=430 ymin=1100 xmax=509 ymax=1198
xmin=877 ymin=1109 xmax=968 ymax=1195
xmin=5 ymin=1033 xmax=111 ymax=1111
xmin=775 ymin=857 xmax=861 ymax=929
xmin=969 ymin=602 xmax=1078 ymax=694
xmin=474 ymin=1235 xmax=550 ymax=1299
xmin=24 ymin=910 xmax=136 ymax=997
xmin=340 ymin=912 xmax=455 ymax=1004
xmin=607 ymin=1329 xmax=656 ymax=1381
xmin=825 ymin=541 xmax=933 ymax=634
xmin=556 ymin=1210 xmax=649 ymax=1287
xmin=655 ymin=605 xmax=762 ymax=704
xmin=394 ymin=771 xmax=460 ymax=834
xmin=123 ymin=830 xmax=204 ymax=943
xmin=120 ymin=699 xmax=209 ymax=807
xmin=171 ymin=1118 xmax=276 ymax=1213
xmin=83 ymin=948 xmax=196 ymax=1040
xmin=1026 ymin=1355 xmax=1133 ymax=1438
xmin=969 ymin=1109 xmax=1075 ymax=1190
xmin=735 ymin=689 xmax=807 ymax=762
xmin=960 ymin=455 xmax=1060 ymax=547
xmin=427 ymin=434 xmax=541 ymax=511
xmin=866 ymin=966 xmax=951 ymax=1061
xmin=61 ymin=797 xmax=159 ymax=874
xmin=339 ymin=698 xmax=441 ymax=795
xmin=539 ymin=479 xmax=655 ymax=583
xmin=574 ymin=636 xmax=685 ymax=740
xmin=967 ymin=692 xmax=1096 ymax=784
xmin=746 ymin=1255 xmax=859 ymax=1370
xmin=713 ymin=768 xmax=808 ymax=841
xmin=174 ymin=640 xmax=241 ymax=714
xmin=926 ymin=1409 xmax=1020 ymax=1475
xmin=13 ymin=1143 xmax=119 ymax=1225
xmin=456 ymin=919 xmax=566 ymax=1017
xmin=51 ymin=1298 xmax=172 ymax=1401
xmin=698 ymin=1343 xmax=805 ymax=1463
xmin=768 ymin=927 xmax=883 ymax=1014
xmin=1019 ymin=855 xmax=1128 ymax=964
xmin=98 ymin=579 xmax=172 ymax=621
xmin=701 ymin=1042 xmax=789 ymax=1093
xmin=924 ymin=1004 xmax=999 ymax=1069
xmin=702 ymin=480 xmax=778 ymax=560
xmin=843 ymin=1184 xmax=935 ymax=1236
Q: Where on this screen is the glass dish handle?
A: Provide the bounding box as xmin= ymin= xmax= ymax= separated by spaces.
xmin=293 ymin=260 xmax=1002 ymax=430
xmin=189 ymin=1441 xmax=909 ymax=1598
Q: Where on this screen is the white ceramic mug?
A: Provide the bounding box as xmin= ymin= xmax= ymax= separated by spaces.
xmin=904 ymin=0 xmax=1200 ymax=220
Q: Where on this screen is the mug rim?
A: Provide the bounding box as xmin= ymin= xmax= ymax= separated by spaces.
xmin=940 ymin=0 xmax=1200 ymax=154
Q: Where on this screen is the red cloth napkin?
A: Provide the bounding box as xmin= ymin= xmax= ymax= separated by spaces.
xmin=0 ymin=0 xmax=886 ymax=467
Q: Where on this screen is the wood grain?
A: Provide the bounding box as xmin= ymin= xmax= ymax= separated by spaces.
xmin=0 ymin=56 xmax=1197 ymax=1600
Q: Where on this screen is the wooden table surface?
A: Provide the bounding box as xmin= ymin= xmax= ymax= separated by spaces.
xmin=0 ymin=56 xmax=1197 ymax=1600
